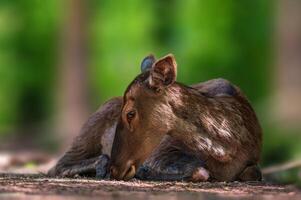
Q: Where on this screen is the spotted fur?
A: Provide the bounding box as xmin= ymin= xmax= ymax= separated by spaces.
xmin=49 ymin=55 xmax=262 ymax=182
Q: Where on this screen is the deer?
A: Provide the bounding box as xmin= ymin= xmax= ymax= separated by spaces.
xmin=48 ymin=54 xmax=262 ymax=182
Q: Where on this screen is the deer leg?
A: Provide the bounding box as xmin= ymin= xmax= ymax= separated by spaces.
xmin=59 ymin=157 xmax=99 ymax=177
xmin=95 ymin=154 xmax=206 ymax=181
xmin=238 ymin=164 xmax=262 ymax=181
xmin=93 ymin=135 xmax=209 ymax=181
xmin=135 ymin=136 xmax=209 ymax=182
xmin=136 ymin=163 xmax=209 ymax=182
xmin=95 ymin=154 xmax=110 ymax=179
xmin=48 ymin=97 xmax=122 ymax=178
xmin=49 ymin=154 xmax=110 ymax=178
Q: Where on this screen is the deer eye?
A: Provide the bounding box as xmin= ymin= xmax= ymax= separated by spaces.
xmin=126 ymin=110 xmax=136 ymax=123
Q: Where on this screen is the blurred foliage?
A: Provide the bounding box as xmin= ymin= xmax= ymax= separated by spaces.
xmin=0 ymin=0 xmax=273 ymax=132
xmin=89 ymin=0 xmax=273 ymax=105
xmin=262 ymin=126 xmax=301 ymax=166
xmin=0 ymin=0 xmax=300 ymax=185
xmin=0 ymin=0 xmax=61 ymax=133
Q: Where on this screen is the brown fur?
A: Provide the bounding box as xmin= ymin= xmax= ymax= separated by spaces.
xmin=110 ymin=54 xmax=262 ymax=181
xmin=49 ymin=54 xmax=262 ymax=182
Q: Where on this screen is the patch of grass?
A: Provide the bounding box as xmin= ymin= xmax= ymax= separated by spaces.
xmin=24 ymin=162 xmax=38 ymax=169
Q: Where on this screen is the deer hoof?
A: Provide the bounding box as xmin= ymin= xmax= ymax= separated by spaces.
xmin=96 ymin=154 xmax=110 ymax=179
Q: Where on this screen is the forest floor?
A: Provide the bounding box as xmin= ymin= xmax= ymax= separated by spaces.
xmin=0 ymin=152 xmax=301 ymax=200
xmin=0 ymin=173 xmax=301 ymax=200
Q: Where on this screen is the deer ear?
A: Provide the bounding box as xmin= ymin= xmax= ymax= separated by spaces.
xmin=141 ymin=54 xmax=156 ymax=73
xmin=149 ymin=54 xmax=177 ymax=88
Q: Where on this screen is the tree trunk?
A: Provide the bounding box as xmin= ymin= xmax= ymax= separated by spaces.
xmin=56 ymin=0 xmax=89 ymax=150
xmin=275 ymin=0 xmax=301 ymax=126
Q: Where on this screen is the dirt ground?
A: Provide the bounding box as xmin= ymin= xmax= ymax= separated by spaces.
xmin=0 ymin=152 xmax=300 ymax=199
xmin=0 ymin=173 xmax=300 ymax=200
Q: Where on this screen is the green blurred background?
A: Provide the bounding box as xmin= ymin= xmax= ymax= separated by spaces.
xmin=0 ymin=0 xmax=300 ymax=185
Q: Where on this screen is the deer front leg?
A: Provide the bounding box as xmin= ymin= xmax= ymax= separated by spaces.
xmin=48 ymin=97 xmax=122 ymax=178
xmin=135 ymin=164 xmax=209 ymax=182
xmin=95 ymin=154 xmax=110 ymax=179
xmin=58 ymin=157 xmax=100 ymax=177
xmin=49 ymin=155 xmax=110 ymax=178
xmin=48 ymin=149 xmax=100 ymax=178
xmin=95 ymin=153 xmax=209 ymax=182
xmin=135 ymin=136 xmax=210 ymax=182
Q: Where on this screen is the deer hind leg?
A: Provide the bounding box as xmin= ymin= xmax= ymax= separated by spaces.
xmin=135 ymin=136 xmax=209 ymax=182
xmin=238 ymin=164 xmax=262 ymax=181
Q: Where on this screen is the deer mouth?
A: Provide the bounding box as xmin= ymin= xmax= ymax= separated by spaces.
xmin=110 ymin=162 xmax=136 ymax=180
xmin=123 ymin=165 xmax=136 ymax=180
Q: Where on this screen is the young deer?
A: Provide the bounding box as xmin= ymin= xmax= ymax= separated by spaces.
xmin=49 ymin=54 xmax=262 ymax=182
